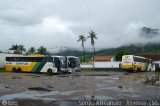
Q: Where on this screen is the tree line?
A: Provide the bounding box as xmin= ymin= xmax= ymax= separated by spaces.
xmin=8 ymin=45 xmax=49 ymax=55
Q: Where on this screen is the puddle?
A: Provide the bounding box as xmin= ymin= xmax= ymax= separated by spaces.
xmin=58 ymin=75 xmax=69 ymax=77
xmin=124 ymin=73 xmax=130 ymax=75
xmin=12 ymin=76 xmax=21 ymax=79
xmin=85 ymin=74 xmax=110 ymax=76
xmin=0 ymin=88 xmax=97 ymax=101
xmin=28 ymin=87 xmax=54 ymax=92
xmin=96 ymin=83 xmax=118 ymax=90
xmin=84 ymin=95 xmax=113 ymax=100
xmin=95 ymin=76 xmax=119 ymax=80
xmin=0 ymin=86 xmax=10 ymax=89
xmin=72 ymin=74 xmax=81 ymax=76
xmin=0 ymin=90 xmax=79 ymax=100
xmin=26 ymin=74 xmax=41 ymax=78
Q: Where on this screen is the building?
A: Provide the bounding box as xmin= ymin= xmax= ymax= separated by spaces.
xmin=91 ymin=56 xmax=113 ymax=62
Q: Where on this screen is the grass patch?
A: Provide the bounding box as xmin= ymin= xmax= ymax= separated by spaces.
xmin=0 ymin=69 xmax=6 ymax=72
xmin=80 ymin=70 xmax=122 ymax=75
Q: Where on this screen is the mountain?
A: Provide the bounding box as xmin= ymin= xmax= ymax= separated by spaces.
xmin=139 ymin=27 xmax=159 ymax=38
xmin=95 ymin=43 xmax=160 ymax=56
xmin=51 ymin=43 xmax=160 ymax=57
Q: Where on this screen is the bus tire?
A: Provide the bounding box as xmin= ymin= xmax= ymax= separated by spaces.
xmin=17 ymin=68 xmax=22 ymax=73
xmin=47 ymin=69 xmax=53 ymax=75
xmin=12 ymin=68 xmax=17 ymax=73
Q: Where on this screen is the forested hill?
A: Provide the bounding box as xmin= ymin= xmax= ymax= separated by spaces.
xmin=52 ymin=43 xmax=160 ymax=57
xmin=95 ymin=43 xmax=160 ymax=56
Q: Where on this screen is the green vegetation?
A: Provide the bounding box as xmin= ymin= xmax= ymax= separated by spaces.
xmin=27 ymin=47 xmax=36 ymax=54
xmin=9 ymin=44 xmax=26 ymax=54
xmin=37 ymin=46 xmax=49 ymax=55
xmin=0 ymin=69 xmax=6 ymax=72
xmin=95 ymin=43 xmax=160 ymax=56
xmin=8 ymin=44 xmax=49 ymax=55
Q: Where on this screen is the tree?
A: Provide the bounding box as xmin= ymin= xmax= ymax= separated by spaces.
xmin=9 ymin=44 xmax=20 ymax=54
xmin=88 ymin=30 xmax=97 ymax=70
xmin=88 ymin=30 xmax=97 ymax=55
xmin=37 ymin=46 xmax=49 ymax=55
xmin=77 ymin=35 xmax=86 ymax=62
xmin=9 ymin=44 xmax=26 ymax=54
xmin=115 ymin=51 xmax=129 ymax=61
xmin=19 ymin=45 xmax=26 ymax=54
xmin=27 ymin=47 xmax=36 ymax=54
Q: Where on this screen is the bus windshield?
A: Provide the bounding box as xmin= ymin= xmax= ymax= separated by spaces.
xmin=68 ymin=57 xmax=80 ymax=68
xmin=54 ymin=56 xmax=67 ymax=69
xmin=59 ymin=57 xmax=67 ymax=68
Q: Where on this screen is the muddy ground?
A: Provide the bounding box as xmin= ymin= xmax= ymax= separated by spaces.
xmin=0 ymin=71 xmax=160 ymax=106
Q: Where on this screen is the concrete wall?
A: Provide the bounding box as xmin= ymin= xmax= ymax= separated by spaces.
xmin=81 ymin=61 xmax=121 ymax=69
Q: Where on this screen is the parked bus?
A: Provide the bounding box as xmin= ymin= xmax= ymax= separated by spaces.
xmin=52 ymin=56 xmax=68 ymax=73
xmin=121 ymin=55 xmax=152 ymax=72
xmin=67 ymin=56 xmax=81 ymax=73
xmin=0 ymin=53 xmax=23 ymax=69
xmin=5 ymin=56 xmax=58 ymax=74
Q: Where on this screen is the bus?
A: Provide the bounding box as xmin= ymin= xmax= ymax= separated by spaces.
xmin=52 ymin=56 xmax=68 ymax=73
xmin=67 ymin=56 xmax=81 ymax=73
xmin=5 ymin=56 xmax=58 ymax=74
xmin=121 ymin=55 xmax=152 ymax=72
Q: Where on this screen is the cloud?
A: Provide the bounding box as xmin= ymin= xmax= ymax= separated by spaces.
xmin=0 ymin=0 xmax=160 ymax=52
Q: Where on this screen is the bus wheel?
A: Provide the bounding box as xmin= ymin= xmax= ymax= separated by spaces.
xmin=12 ymin=68 xmax=17 ymax=73
xmin=17 ymin=68 xmax=22 ymax=73
xmin=47 ymin=69 xmax=53 ymax=75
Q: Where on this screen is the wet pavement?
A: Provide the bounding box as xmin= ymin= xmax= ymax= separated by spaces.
xmin=0 ymin=72 xmax=160 ymax=105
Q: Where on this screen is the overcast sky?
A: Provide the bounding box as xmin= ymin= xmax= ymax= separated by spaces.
xmin=0 ymin=0 xmax=160 ymax=52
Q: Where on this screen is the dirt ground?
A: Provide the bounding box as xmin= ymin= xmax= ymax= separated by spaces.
xmin=0 ymin=71 xmax=160 ymax=106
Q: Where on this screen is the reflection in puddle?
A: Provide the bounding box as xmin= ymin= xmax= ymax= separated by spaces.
xmin=95 ymin=76 xmax=119 ymax=80
xmin=84 ymin=95 xmax=113 ymax=100
xmin=28 ymin=87 xmax=54 ymax=92
xmin=0 ymin=90 xmax=86 ymax=100
xmin=121 ymin=72 xmax=160 ymax=82
xmin=0 ymin=84 xmax=10 ymax=89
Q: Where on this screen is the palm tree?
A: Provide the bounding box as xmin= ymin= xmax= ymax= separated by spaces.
xmin=9 ymin=44 xmax=19 ymax=54
xmin=77 ymin=35 xmax=86 ymax=62
xmin=88 ymin=30 xmax=97 ymax=70
xmin=88 ymin=30 xmax=97 ymax=54
xmin=37 ymin=46 xmax=49 ymax=55
xmin=27 ymin=47 xmax=36 ymax=54
xmin=19 ymin=45 xmax=26 ymax=54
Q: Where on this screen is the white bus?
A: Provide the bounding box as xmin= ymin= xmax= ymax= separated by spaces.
xmin=52 ymin=56 xmax=68 ymax=73
xmin=67 ymin=56 xmax=81 ymax=73
xmin=121 ymin=55 xmax=152 ymax=72
xmin=5 ymin=55 xmax=58 ymax=75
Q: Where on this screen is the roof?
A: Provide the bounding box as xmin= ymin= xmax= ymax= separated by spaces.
xmin=92 ymin=56 xmax=112 ymax=61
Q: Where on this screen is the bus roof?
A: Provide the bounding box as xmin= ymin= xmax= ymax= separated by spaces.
xmin=123 ymin=55 xmax=150 ymax=59
xmin=67 ymin=56 xmax=79 ymax=58
xmin=51 ymin=55 xmax=65 ymax=58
